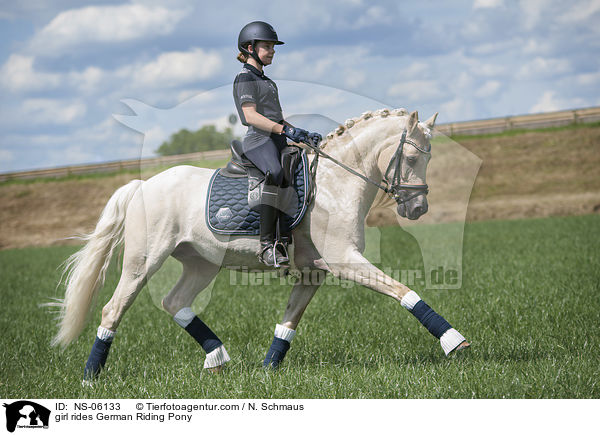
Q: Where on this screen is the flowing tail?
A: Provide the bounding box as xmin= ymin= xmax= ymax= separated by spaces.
xmin=51 ymin=179 xmax=143 ymax=347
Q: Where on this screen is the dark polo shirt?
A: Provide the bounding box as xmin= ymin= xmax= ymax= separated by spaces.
xmin=233 ymin=63 xmax=285 ymax=152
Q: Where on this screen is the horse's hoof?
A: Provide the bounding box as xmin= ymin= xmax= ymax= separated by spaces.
xmin=449 ymin=340 xmax=470 ymax=357
xmin=206 ymin=365 xmax=225 ymax=374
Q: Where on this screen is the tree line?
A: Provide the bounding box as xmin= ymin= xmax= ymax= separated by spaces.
xmin=156 ymin=125 xmax=238 ymax=156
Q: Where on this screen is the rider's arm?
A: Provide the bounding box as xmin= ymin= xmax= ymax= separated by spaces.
xmin=241 ymin=103 xmax=285 ymax=134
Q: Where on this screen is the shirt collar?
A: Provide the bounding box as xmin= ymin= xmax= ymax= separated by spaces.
xmin=244 ymin=63 xmax=264 ymax=77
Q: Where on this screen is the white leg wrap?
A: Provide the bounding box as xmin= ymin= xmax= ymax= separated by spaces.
xmin=203 ymin=345 xmax=231 ymax=369
xmin=173 ymin=307 xmax=196 ymax=328
xmin=274 ymin=324 xmax=296 ymax=342
xmin=400 ymin=290 xmax=421 ymax=311
xmin=97 ymin=326 xmax=116 ymax=342
xmin=440 ymin=328 xmax=466 ymax=356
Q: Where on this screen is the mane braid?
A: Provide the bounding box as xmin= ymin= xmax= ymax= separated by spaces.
xmin=320 ymin=108 xmax=409 ymax=150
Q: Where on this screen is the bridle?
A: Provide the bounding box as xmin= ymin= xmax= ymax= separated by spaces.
xmin=382 ymin=129 xmax=430 ymax=205
xmin=304 ymin=128 xmax=430 ymax=206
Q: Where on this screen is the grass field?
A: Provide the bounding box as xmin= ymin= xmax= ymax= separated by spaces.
xmin=0 ymin=214 xmax=598 ymax=399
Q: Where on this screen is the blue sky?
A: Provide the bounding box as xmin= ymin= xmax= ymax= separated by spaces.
xmin=1 ymin=0 xmax=599 ymax=172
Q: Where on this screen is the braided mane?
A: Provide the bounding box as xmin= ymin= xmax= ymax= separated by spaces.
xmin=320 ymin=108 xmax=410 ymax=150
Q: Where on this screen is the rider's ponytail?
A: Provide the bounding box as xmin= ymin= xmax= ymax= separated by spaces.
xmin=237 ymin=51 xmax=248 ymax=63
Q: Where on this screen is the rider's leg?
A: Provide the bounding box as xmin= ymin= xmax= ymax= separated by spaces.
xmin=243 ymin=136 xmax=288 ymax=267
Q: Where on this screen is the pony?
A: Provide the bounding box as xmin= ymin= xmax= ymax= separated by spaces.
xmin=51 ymin=108 xmax=469 ymax=378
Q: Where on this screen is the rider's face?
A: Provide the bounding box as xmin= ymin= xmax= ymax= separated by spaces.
xmin=251 ymin=41 xmax=276 ymax=65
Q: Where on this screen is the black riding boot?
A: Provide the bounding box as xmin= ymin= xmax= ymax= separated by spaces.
xmin=259 ymin=203 xmax=289 ymax=267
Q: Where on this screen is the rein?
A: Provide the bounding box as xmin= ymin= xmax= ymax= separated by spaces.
xmin=303 ymin=129 xmax=430 ymax=205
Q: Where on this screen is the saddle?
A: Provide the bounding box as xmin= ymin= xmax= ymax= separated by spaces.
xmin=205 ymin=140 xmax=310 ymax=236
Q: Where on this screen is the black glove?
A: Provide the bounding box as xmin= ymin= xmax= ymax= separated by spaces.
xmin=307 ymin=132 xmax=322 ymax=146
xmin=282 ymin=125 xmax=308 ymax=143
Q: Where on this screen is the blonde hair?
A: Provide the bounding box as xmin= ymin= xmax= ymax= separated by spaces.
xmin=237 ymin=51 xmax=249 ymax=63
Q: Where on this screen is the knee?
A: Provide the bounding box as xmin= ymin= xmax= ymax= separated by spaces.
xmin=265 ymin=168 xmax=284 ymax=186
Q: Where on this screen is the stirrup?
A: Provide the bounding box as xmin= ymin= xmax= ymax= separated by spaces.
xmin=273 ymin=240 xmax=289 ymax=265
xmin=259 ymin=242 xmax=289 ymax=268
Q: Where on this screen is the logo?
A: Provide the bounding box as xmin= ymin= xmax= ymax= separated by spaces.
xmin=3 ymin=401 xmax=50 ymax=432
xmin=215 ymin=207 xmax=233 ymax=223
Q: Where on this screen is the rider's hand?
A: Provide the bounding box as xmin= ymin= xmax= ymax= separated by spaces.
xmin=282 ymin=125 xmax=309 ymax=143
xmin=308 ymin=132 xmax=322 ymax=146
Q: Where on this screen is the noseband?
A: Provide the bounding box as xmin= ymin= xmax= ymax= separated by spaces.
xmin=304 ymin=129 xmax=430 ymax=206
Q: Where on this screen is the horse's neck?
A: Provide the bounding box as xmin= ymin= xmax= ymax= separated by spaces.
xmin=312 ymin=119 xmax=397 ymax=226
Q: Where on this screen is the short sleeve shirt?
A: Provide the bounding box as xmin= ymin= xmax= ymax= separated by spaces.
xmin=233 ymin=63 xmax=284 ymax=130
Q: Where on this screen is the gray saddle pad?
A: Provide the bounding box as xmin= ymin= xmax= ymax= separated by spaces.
xmin=205 ymin=151 xmax=310 ymax=235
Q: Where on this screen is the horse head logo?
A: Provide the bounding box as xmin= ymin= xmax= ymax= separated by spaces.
xmin=113 ymin=82 xmax=480 ymax=292
xmin=3 ymin=401 xmax=50 ymax=432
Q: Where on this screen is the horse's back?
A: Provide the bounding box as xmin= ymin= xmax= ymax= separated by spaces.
xmin=133 ymin=165 xmax=216 ymax=230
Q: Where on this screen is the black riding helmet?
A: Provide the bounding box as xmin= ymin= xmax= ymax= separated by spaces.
xmin=238 ymin=21 xmax=284 ymax=66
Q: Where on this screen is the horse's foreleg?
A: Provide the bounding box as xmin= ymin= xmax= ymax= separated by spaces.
xmin=263 ymin=267 xmax=325 ymax=369
xmin=331 ymin=250 xmax=469 ymax=356
xmin=162 ymin=254 xmax=229 ymax=373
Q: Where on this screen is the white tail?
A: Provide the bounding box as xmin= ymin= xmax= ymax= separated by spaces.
xmin=51 ymin=179 xmax=143 ymax=347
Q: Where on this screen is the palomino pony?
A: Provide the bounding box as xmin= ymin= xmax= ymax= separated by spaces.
xmin=52 ymin=108 xmax=469 ymax=379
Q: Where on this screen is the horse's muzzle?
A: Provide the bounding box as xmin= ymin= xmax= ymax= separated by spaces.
xmin=397 ymin=193 xmax=428 ymax=220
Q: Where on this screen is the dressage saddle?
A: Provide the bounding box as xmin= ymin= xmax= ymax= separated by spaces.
xmin=220 ymin=140 xmax=302 ymax=211
xmin=221 ymin=140 xmax=300 ymax=183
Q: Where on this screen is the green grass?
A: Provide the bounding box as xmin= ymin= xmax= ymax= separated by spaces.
xmin=1 ymin=215 xmax=599 ymax=398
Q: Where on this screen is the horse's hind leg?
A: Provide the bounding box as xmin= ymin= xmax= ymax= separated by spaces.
xmin=83 ymin=225 xmax=173 ymax=381
xmin=161 ymin=249 xmax=229 ymax=373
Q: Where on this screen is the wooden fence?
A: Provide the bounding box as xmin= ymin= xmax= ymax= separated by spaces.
xmin=435 ymin=106 xmax=600 ymax=136
xmin=2 ymin=106 xmax=599 ymax=182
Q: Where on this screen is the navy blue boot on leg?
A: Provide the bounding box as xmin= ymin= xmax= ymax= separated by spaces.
xmin=263 ymin=324 xmax=296 ymax=369
xmin=83 ymin=326 xmax=115 ymax=381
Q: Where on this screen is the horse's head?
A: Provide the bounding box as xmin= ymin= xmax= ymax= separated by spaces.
xmin=379 ymin=110 xmax=437 ymax=220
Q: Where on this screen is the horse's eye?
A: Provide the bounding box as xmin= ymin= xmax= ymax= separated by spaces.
xmin=406 ymin=156 xmax=418 ymax=165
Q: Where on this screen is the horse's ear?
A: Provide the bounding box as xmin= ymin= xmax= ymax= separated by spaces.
xmin=407 ymin=110 xmax=419 ymax=134
xmin=424 ymin=112 xmax=438 ymax=129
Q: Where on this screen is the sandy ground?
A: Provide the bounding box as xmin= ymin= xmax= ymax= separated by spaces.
xmin=2 ymin=127 xmax=599 ymax=250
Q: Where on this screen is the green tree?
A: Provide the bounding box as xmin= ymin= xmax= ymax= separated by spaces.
xmin=156 ymin=125 xmax=237 ymax=156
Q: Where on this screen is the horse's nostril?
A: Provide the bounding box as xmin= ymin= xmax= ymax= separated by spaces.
xmin=414 ymin=206 xmax=423 ymax=215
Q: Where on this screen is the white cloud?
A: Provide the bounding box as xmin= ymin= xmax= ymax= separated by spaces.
xmin=518 ymin=0 xmax=546 ymax=30
xmin=0 ymin=54 xmax=61 ymax=92
xmin=529 ymin=90 xmax=587 ymax=113
xmin=440 ymin=97 xmax=475 ymax=121
xmin=69 ymin=66 xmax=105 ymax=94
xmin=0 ymin=149 xmax=15 ymax=169
xmin=517 ymin=57 xmax=571 ymax=80
xmin=21 ymin=98 xmax=87 ymax=125
xmin=475 ymin=80 xmax=501 ymax=98
xmin=473 ymin=0 xmax=504 ymax=9
xmin=353 ymin=6 xmax=393 ymax=28
xmin=29 ymin=4 xmax=186 ymax=55
xmin=576 ymin=71 xmax=600 ymax=86
xmin=124 ymin=48 xmax=223 ymax=89
xmin=388 ymin=80 xmax=445 ymax=103
xmin=530 ymin=91 xmax=561 ymax=113
xmin=557 ymin=0 xmax=600 ymax=24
